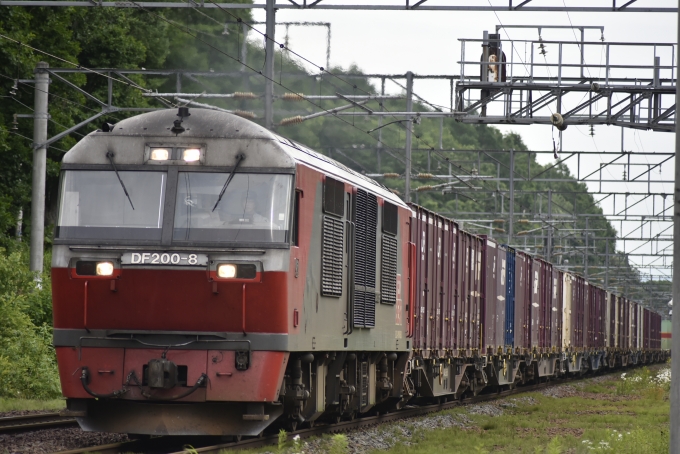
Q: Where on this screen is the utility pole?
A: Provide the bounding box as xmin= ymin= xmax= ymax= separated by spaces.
xmin=30 ymin=62 xmax=49 ymax=273
xmin=264 ymin=0 xmax=275 ymax=129
xmin=670 ymin=2 xmax=680 ymax=451
xmin=404 ymin=71 xmax=413 ymax=203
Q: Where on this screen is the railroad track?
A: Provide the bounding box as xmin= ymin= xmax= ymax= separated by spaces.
xmin=0 ymin=412 xmax=77 ymax=434
xmin=53 ymin=377 xmax=574 ymax=454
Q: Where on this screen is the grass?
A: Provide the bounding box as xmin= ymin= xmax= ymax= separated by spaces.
xmin=380 ymin=365 xmax=670 ymax=454
xmin=0 ymin=397 xmax=66 ymax=413
xmin=239 ymin=364 xmax=670 ymax=454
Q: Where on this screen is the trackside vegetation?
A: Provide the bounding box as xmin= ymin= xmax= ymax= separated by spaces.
xmin=0 ymin=245 xmax=60 ymax=400
xmin=378 ymin=366 xmax=671 ymax=454
xmin=241 ymin=366 xmax=670 ymax=454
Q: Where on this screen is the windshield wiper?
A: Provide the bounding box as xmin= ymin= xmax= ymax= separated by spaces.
xmin=106 ymin=151 xmax=135 ymax=210
xmin=212 ymin=153 xmax=245 ymax=212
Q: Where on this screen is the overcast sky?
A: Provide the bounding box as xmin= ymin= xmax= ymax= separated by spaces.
xmin=251 ymin=2 xmax=676 ymax=280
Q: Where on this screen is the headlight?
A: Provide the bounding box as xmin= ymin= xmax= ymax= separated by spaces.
xmin=216 ymin=264 xmax=257 ymax=279
xmin=150 ymin=148 xmax=170 ymax=160
xmin=183 ymin=148 xmax=201 ymax=162
xmin=217 ymin=264 xmax=237 ymax=278
xmin=96 ymin=262 xmax=115 ymax=276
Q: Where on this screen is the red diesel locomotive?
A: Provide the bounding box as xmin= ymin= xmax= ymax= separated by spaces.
xmin=53 ymin=108 xmax=665 ymax=437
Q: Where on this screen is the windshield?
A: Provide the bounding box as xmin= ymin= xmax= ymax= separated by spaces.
xmin=56 ymin=171 xmax=166 ymax=240
xmin=173 ymin=172 xmax=292 ymax=244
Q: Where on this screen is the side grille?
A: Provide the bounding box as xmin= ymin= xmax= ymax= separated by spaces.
xmin=353 ymin=189 xmax=377 ymax=328
xmin=359 ymin=361 xmax=369 ymax=408
xmin=321 ymin=216 xmax=344 ymax=297
xmin=381 ymin=235 xmax=397 ymax=304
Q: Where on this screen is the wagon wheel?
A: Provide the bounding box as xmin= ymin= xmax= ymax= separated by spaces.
xmin=288 ymin=420 xmax=298 ymax=432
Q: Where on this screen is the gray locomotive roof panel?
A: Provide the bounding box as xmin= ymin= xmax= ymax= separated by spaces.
xmin=61 ymin=108 xmax=407 ymax=208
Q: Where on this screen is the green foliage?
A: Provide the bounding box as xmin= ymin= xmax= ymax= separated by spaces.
xmin=546 ymin=437 xmax=563 ymax=454
xmin=278 ymin=429 xmax=287 ymax=451
xmin=615 ymin=367 xmax=670 ymax=400
xmin=0 ymin=397 xmax=64 ymax=412
xmin=328 ymin=434 xmax=348 ymax=454
xmin=0 ymin=245 xmax=59 ymax=399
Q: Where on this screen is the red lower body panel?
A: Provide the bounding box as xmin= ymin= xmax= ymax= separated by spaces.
xmin=57 ymin=347 xmax=288 ymax=402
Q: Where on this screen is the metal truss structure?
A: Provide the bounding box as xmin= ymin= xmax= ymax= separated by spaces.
xmin=455 ymin=31 xmax=676 ymax=132
xmin=0 ymin=0 xmax=676 ymax=12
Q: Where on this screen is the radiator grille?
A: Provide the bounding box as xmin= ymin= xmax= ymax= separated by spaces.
xmin=321 ymin=216 xmax=344 ymax=297
xmin=353 ymin=189 xmax=377 ymax=328
xmin=381 ymin=235 xmax=398 ymax=304
xmin=360 ymin=361 xmax=369 ymax=407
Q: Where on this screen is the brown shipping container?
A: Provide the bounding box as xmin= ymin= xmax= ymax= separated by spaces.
xmin=482 ymin=238 xmax=507 ymax=352
xmin=410 ymin=206 xmax=459 ymax=353
xmin=550 ymin=268 xmax=563 ymax=349
xmin=572 ymin=275 xmax=586 ymax=348
xmin=514 ymin=251 xmax=532 ymax=349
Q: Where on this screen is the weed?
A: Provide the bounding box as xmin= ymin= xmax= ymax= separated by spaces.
xmin=546 ymin=436 xmax=562 ymax=454
xmin=278 ymin=429 xmax=287 ymax=451
xmin=328 ymin=434 xmax=348 ymax=454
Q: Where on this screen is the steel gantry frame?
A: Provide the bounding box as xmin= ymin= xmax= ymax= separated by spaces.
xmin=0 ymin=0 xmax=676 ymax=12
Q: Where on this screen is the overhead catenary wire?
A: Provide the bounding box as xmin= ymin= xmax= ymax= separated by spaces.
xmin=125 ymin=0 xmax=477 ymax=201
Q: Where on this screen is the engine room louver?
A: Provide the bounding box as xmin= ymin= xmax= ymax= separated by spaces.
xmin=321 ymin=216 xmax=344 ymax=297
xmin=381 ymin=235 xmax=397 ymax=304
xmin=353 ymin=189 xmax=377 ymax=328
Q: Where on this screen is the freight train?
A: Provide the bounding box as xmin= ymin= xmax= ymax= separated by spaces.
xmin=53 ymin=108 xmax=666 ymax=437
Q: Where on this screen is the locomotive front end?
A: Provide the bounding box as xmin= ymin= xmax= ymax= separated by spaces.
xmin=52 ymin=109 xmax=295 ymax=436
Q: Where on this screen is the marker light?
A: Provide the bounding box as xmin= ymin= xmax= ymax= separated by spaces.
xmin=183 ymin=148 xmax=201 ymax=162
xmin=217 ymin=264 xmax=237 ymax=278
xmin=150 ymin=148 xmax=170 ymax=160
xmin=96 ymin=262 xmax=115 ymax=276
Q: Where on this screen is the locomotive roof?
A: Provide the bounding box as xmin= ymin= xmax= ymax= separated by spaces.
xmin=62 ymin=108 xmax=406 ymax=209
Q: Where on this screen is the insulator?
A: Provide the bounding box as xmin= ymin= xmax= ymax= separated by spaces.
xmin=383 ymin=173 xmax=400 ymax=178
xmin=234 ymin=110 xmax=256 ymax=120
xmin=493 ymin=219 xmax=505 ymax=223
xmin=279 ymin=116 xmax=304 ymax=126
xmin=493 ymin=228 xmax=506 ymax=233
xmin=589 ymin=125 xmax=595 ymax=137
xmin=233 ymin=92 xmax=257 ymax=99
xmin=517 ymin=231 xmax=528 ymax=236
xmin=518 ymin=219 xmax=530 ymax=224
xmin=416 ymin=173 xmax=434 ymax=179
xmin=11 ymin=113 xmax=18 ymax=130
xmin=390 ymin=188 xmax=402 ymax=195
xmin=416 ymin=185 xmax=434 ymax=192
xmin=282 ymin=93 xmax=305 ymax=101
xmin=550 ymin=113 xmax=567 ymax=131
xmin=623 ymin=170 xmax=627 ymax=181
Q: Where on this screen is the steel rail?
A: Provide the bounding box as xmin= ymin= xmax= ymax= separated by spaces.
xmin=0 ymin=412 xmax=77 ymax=433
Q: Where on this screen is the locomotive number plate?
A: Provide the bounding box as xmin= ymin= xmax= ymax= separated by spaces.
xmin=121 ymin=252 xmax=209 ymax=266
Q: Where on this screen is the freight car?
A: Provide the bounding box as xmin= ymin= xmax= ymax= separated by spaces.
xmin=53 ymin=108 xmax=666 ymax=437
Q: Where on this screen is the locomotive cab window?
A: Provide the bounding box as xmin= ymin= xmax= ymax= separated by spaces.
xmin=56 ymin=170 xmax=166 ymax=241
xmin=173 ymin=172 xmax=292 ymax=244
